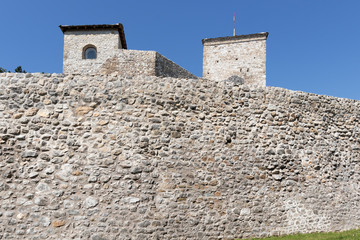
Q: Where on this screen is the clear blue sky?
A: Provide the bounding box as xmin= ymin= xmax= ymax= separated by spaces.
xmin=1 ymin=0 xmax=359 ymax=100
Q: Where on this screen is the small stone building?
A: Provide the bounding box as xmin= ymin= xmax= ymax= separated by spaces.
xmin=59 ymin=23 xmax=195 ymax=78
xmin=202 ymin=32 xmax=268 ymax=87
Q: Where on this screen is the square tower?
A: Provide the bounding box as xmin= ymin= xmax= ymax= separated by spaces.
xmin=59 ymin=23 xmax=127 ymax=74
xmin=202 ymin=32 xmax=268 ymax=87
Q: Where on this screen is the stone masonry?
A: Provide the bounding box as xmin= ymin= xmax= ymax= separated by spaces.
xmin=202 ymin=33 xmax=268 ymax=87
xmin=60 ymin=24 xmax=195 ymax=79
xmin=1 ymin=72 xmax=360 ymax=239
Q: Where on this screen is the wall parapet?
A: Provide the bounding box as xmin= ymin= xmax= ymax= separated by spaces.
xmin=0 ymin=74 xmax=360 ymax=239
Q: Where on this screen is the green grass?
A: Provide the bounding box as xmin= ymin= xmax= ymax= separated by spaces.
xmin=238 ymin=229 xmax=360 ymax=240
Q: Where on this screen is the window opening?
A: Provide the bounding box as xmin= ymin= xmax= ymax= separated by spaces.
xmin=83 ymin=45 xmax=97 ymax=59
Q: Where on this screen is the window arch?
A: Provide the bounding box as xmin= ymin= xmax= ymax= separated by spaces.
xmin=83 ymin=45 xmax=97 ymax=59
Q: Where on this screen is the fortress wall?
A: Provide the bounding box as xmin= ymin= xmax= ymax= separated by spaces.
xmin=63 ymin=49 xmax=196 ymax=79
xmin=99 ymin=50 xmax=157 ymax=76
xmin=63 ymin=49 xmax=157 ymax=76
xmin=0 ymin=73 xmax=360 ymax=239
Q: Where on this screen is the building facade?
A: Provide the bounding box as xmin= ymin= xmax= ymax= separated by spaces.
xmin=202 ymin=32 xmax=268 ymax=87
xmin=59 ymin=23 xmax=195 ymax=78
xmin=60 ymin=24 xmax=127 ymax=75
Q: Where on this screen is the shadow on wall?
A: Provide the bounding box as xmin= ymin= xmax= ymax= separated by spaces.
xmin=226 ymin=75 xmax=244 ymax=86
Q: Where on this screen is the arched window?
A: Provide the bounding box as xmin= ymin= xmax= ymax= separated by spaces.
xmin=83 ymin=45 xmax=97 ymax=59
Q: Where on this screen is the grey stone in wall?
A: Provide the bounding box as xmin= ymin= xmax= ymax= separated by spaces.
xmin=0 ymin=72 xmax=360 ymax=239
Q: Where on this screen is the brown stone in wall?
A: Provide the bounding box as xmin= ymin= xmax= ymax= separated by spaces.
xmin=52 ymin=220 xmax=66 ymax=227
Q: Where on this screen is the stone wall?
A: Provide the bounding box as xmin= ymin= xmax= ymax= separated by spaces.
xmin=0 ymin=72 xmax=360 ymax=240
xmin=63 ymin=49 xmax=196 ymax=79
xmin=99 ymin=50 xmax=157 ymax=76
xmin=155 ymin=53 xmax=196 ymax=79
xmin=202 ymin=33 xmax=268 ymax=87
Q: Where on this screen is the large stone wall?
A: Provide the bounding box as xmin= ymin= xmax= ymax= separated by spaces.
xmin=0 ymin=73 xmax=360 ymax=240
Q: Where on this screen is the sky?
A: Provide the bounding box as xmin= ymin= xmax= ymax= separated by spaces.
xmin=0 ymin=0 xmax=359 ymax=100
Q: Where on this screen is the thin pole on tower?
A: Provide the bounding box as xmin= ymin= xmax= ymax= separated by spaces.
xmin=233 ymin=12 xmax=236 ymax=36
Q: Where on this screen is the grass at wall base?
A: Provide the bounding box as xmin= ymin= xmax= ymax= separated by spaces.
xmin=238 ymin=229 xmax=360 ymax=240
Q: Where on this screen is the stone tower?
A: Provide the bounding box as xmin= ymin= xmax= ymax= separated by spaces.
xmin=59 ymin=23 xmax=195 ymax=78
xmin=202 ymin=32 xmax=268 ymax=87
xmin=59 ymin=23 xmax=127 ymax=74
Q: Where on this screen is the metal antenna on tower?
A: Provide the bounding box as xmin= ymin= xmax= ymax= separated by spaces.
xmin=233 ymin=12 xmax=236 ymax=36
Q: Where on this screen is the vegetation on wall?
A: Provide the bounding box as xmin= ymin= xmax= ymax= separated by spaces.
xmin=0 ymin=66 xmax=26 ymax=73
xmin=14 ymin=66 xmax=26 ymax=73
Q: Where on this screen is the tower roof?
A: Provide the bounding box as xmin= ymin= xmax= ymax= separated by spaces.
xmin=202 ymin=32 xmax=268 ymax=46
xmin=59 ymin=23 xmax=127 ymax=49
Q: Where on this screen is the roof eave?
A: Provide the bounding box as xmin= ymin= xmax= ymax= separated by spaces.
xmin=59 ymin=23 xmax=127 ymax=49
xmin=202 ymin=32 xmax=269 ymax=45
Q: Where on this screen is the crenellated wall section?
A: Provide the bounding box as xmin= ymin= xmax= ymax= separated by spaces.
xmin=0 ymin=73 xmax=360 ymax=239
